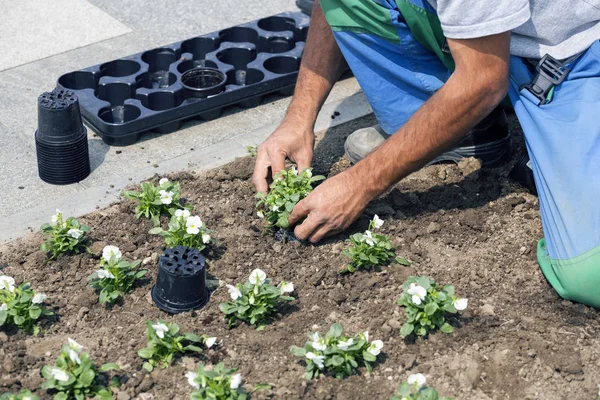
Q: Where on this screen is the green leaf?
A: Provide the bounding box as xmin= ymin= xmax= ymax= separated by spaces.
xmin=327 ymin=323 xmax=343 ymax=338
xmin=290 ymin=346 xmax=306 ymax=357
xmin=183 ymin=332 xmax=202 ymax=342
xmin=440 ymin=323 xmax=453 ymax=334
xmin=29 ymin=307 xmax=43 ymax=320
xmin=185 ymin=345 xmax=204 ymax=353
xmin=148 ymin=227 xmax=164 ymax=235
xmin=99 ymin=362 xmax=119 ymax=372
xmin=53 ymin=393 xmax=69 ymax=400
xmin=424 ymin=302 xmax=439 ymax=316
xmin=79 ymin=369 xmax=95 ymax=386
xmin=395 ymin=257 xmax=411 ymax=266
xmin=143 ymin=362 xmax=154 ymax=372
xmin=137 ymin=347 xmax=154 ymax=359
xmin=400 ymin=323 xmax=414 ymax=337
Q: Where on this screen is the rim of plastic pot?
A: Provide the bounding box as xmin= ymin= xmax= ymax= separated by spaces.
xmin=181 ymin=67 xmax=227 ymax=98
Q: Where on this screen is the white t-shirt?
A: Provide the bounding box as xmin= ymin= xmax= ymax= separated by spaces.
xmin=427 ymin=0 xmax=600 ymax=59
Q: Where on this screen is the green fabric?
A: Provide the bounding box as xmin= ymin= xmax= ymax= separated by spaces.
xmin=538 ymin=238 xmax=600 ymax=308
xmin=320 ymin=0 xmax=401 ymax=43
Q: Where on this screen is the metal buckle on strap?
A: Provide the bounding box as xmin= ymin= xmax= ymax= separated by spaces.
xmin=520 ymin=54 xmax=570 ymax=105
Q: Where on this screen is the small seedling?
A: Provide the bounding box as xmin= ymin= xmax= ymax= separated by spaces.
xmin=186 ymin=363 xmax=271 ymax=400
xmin=342 ymin=215 xmax=410 ymax=273
xmin=0 ymin=389 xmax=39 ymax=400
xmin=40 ymin=210 xmax=90 ymax=261
xmin=87 ymin=246 xmax=147 ymax=306
xmin=123 ymin=178 xmax=190 ymax=226
xmin=256 ymin=167 xmax=324 ymax=232
xmin=290 ymin=323 xmax=384 ymax=380
xmin=219 ymin=269 xmax=294 ymax=330
xmin=137 ymin=320 xmax=216 ymax=372
xmin=390 ymin=374 xmax=452 ymax=400
xmin=149 ymin=210 xmax=213 ymax=252
xmin=0 ymin=275 xmax=53 ymax=335
xmin=397 ymin=276 xmax=468 ymax=338
xmin=246 ymin=145 xmax=258 ymax=157
xmin=41 ymin=338 xmax=119 ymax=400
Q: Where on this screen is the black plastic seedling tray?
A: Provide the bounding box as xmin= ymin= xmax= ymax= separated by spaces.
xmin=56 ymin=12 xmax=310 ymax=146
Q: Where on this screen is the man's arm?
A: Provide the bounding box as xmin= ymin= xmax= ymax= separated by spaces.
xmin=252 ymin=0 xmax=346 ymax=193
xmin=289 ymin=32 xmax=511 ymax=242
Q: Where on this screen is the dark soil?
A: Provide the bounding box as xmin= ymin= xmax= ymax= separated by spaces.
xmin=1 ymin=115 xmax=599 ymax=400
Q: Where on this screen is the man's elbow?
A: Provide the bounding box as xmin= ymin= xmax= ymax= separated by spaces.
xmin=484 ymin=77 xmax=509 ymax=108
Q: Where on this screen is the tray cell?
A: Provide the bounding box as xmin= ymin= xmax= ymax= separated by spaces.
xmin=226 ymin=68 xmax=265 ymax=86
xmin=177 ymin=59 xmax=218 ymax=74
xmin=181 ymin=37 xmax=219 ymax=60
xmin=99 ymin=60 xmax=140 ymax=78
xmin=99 ymin=105 xmax=141 ymax=124
xmin=216 ymin=47 xmax=257 ymax=70
xmin=58 ymin=71 xmax=97 ymax=91
xmin=144 ymin=91 xmax=184 ymax=111
xmin=219 ymin=27 xmax=259 ymax=45
xmin=257 ymin=16 xmax=296 ymax=32
xmin=264 ymin=56 xmax=301 ymax=74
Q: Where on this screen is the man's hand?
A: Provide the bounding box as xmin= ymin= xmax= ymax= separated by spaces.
xmin=289 ymin=168 xmax=371 ymax=243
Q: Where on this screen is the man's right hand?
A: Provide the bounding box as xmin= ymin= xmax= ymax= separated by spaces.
xmin=252 ymin=121 xmax=315 ymax=193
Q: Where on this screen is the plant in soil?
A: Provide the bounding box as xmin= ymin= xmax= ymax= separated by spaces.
xmin=390 ymin=373 xmax=452 ymax=400
xmin=0 ymin=275 xmax=53 ymax=335
xmin=255 ymin=167 xmax=324 ymax=232
xmin=219 ymin=268 xmax=294 ymax=330
xmin=290 ymin=323 xmax=384 ymax=380
xmin=41 ymin=338 xmax=119 ymax=400
xmin=0 ymin=389 xmax=39 ymax=400
xmin=40 ymin=210 xmax=90 ymax=261
xmin=137 ymin=320 xmax=217 ymax=372
xmin=245 ymin=145 xmax=258 ymax=157
xmin=86 ymin=245 xmax=148 ymax=306
xmin=397 ymin=276 xmax=468 ymax=338
xmin=341 ymin=215 xmax=410 ymax=273
xmin=123 ymin=178 xmax=190 ymax=226
xmin=149 ymin=209 xmax=213 ymax=252
xmin=186 ymin=362 xmax=271 ymax=400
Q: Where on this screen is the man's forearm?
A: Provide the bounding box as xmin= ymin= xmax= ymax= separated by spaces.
xmin=285 ymin=0 xmax=346 ymax=131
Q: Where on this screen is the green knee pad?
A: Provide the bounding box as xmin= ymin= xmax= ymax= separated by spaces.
xmin=538 ymin=239 xmax=600 ymax=308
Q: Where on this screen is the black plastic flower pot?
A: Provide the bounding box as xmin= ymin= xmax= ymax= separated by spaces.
xmin=35 ymin=88 xmax=90 ymax=185
xmin=181 ymin=67 xmax=227 ymax=99
xmin=151 ymin=246 xmax=209 ymax=314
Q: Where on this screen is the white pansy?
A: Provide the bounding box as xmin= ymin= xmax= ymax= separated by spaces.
xmin=363 ymin=331 xmax=369 ymax=342
xmin=0 ymin=304 xmax=7 ymax=311
xmin=311 ymin=333 xmax=327 ymax=351
xmin=453 ymin=298 xmax=468 ymax=311
xmin=306 ymin=352 xmax=325 ymax=369
xmin=205 ymin=337 xmax=217 ymax=348
xmin=407 ymin=283 xmax=427 ymax=305
xmin=226 ymin=284 xmax=242 ymax=301
xmin=152 ymin=322 xmax=169 ymax=339
xmin=68 ymin=338 xmax=83 ymax=352
xmin=305 ymin=169 xmax=312 ymax=178
xmin=272 ymin=205 xmax=279 ymax=212
xmin=407 ymin=373 xmax=426 ymax=389
xmin=186 ymin=216 xmax=203 ymax=235
xmin=185 ymin=371 xmax=199 ymax=389
xmin=159 ymin=178 xmax=169 ymax=185
xmin=202 ymin=233 xmax=211 ymax=244
xmin=50 ymin=367 xmax=70 ymax=382
xmin=363 ymin=230 xmax=375 ymax=246
xmin=230 ymin=373 xmax=242 ymax=389
xmin=96 ymin=269 xmax=115 ymax=279
xmin=102 ymin=245 xmax=122 ymax=263
xmin=159 ymin=190 xmax=174 ymax=205
xmin=291 ymin=166 xmax=298 ymax=175
xmin=32 ymin=293 xmax=48 ymax=304
xmin=68 ymin=349 xmax=81 ymax=364
xmin=175 ymin=209 xmax=191 ymax=219
xmin=249 ymin=269 xmax=267 ymax=285
xmin=68 ymin=228 xmax=83 ymax=239
xmin=372 ymin=214 xmax=384 ymax=229
xmin=280 ymin=282 xmax=294 ymax=293
xmin=337 ymin=338 xmax=354 ymax=350
xmin=256 ymin=210 xmax=264 ymax=219
xmin=0 ymin=275 xmax=15 ymax=292
xmin=367 ymin=340 xmax=384 ymax=356
xmin=51 ymin=209 xmax=62 ymax=225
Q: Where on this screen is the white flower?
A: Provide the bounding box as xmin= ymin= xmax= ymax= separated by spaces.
xmin=68 ymin=228 xmax=83 ymax=239
xmin=205 ymin=337 xmax=217 ymax=348
xmin=202 ymin=233 xmax=211 ymax=244
xmin=337 ymin=338 xmax=354 ymax=350
xmin=280 ymin=282 xmax=294 ymax=293
xmin=291 ymin=166 xmax=298 ymax=175
xmin=305 ymin=169 xmax=312 ymax=178
xmin=311 ymin=332 xmax=327 ymax=351
xmin=102 ymin=245 xmax=122 ymax=263
xmin=306 ymin=352 xmax=325 ymax=369
xmin=367 ymin=340 xmax=384 ymax=356
xmin=249 ymin=269 xmax=267 ymax=285
xmin=159 ymin=178 xmax=169 ymax=185
xmin=159 ymin=190 xmax=174 ymax=205
xmin=68 ymin=349 xmax=81 ymax=364
xmin=0 ymin=303 xmax=7 ymax=311
xmin=152 ymin=322 xmax=169 ymax=339
xmin=186 ymin=216 xmax=203 ymax=235
xmin=372 ymin=214 xmax=384 ymax=229
xmin=50 ymin=367 xmax=69 ymax=382
xmin=0 ymin=275 xmax=16 ymax=292
xmin=256 ymin=210 xmax=264 ymax=219
xmin=363 ymin=230 xmax=375 ymax=246
xmin=362 ymin=331 xmax=369 ymax=342
xmin=272 ymin=205 xmax=279 ymax=212
xmin=453 ymin=298 xmax=469 ymax=311
xmin=32 ymin=293 xmax=48 ymax=304
xmin=226 ymin=284 xmax=242 ymax=301
xmin=185 ymin=371 xmax=199 ymax=389
xmin=230 ymin=373 xmax=242 ymax=389
xmin=407 ymin=283 xmax=427 ymax=305
xmin=407 ymin=373 xmax=426 ymax=389
xmin=95 ymin=269 xmax=115 ymax=279
xmin=68 ymin=338 xmax=83 ymax=352
xmin=51 ymin=209 xmax=62 ymax=225
xmin=175 ymin=209 xmax=191 ymax=219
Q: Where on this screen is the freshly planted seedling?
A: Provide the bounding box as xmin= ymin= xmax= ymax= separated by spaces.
xmin=342 ymin=215 xmax=410 ymax=273
xmin=149 ymin=210 xmax=213 ymax=252
xmin=137 ymin=320 xmax=217 ymax=372
xmin=290 ymin=323 xmax=384 ymax=380
xmin=123 ymin=178 xmax=190 ymax=226
xmin=40 ymin=210 xmax=90 ymax=261
xmin=219 ymin=269 xmax=294 ymax=330
xmin=256 ymin=167 xmax=324 ymax=231
xmin=397 ymin=276 xmax=468 ymax=338
xmin=0 ymin=275 xmax=53 ymax=335
xmin=390 ymin=374 xmax=452 ymax=400
xmin=87 ymin=246 xmax=148 ymax=306
xmin=186 ymin=362 xmax=271 ymax=400
xmin=41 ymin=338 xmax=119 ymax=400
xmin=0 ymin=390 xmax=39 ymax=400
xmin=246 ymin=145 xmax=258 ymax=157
